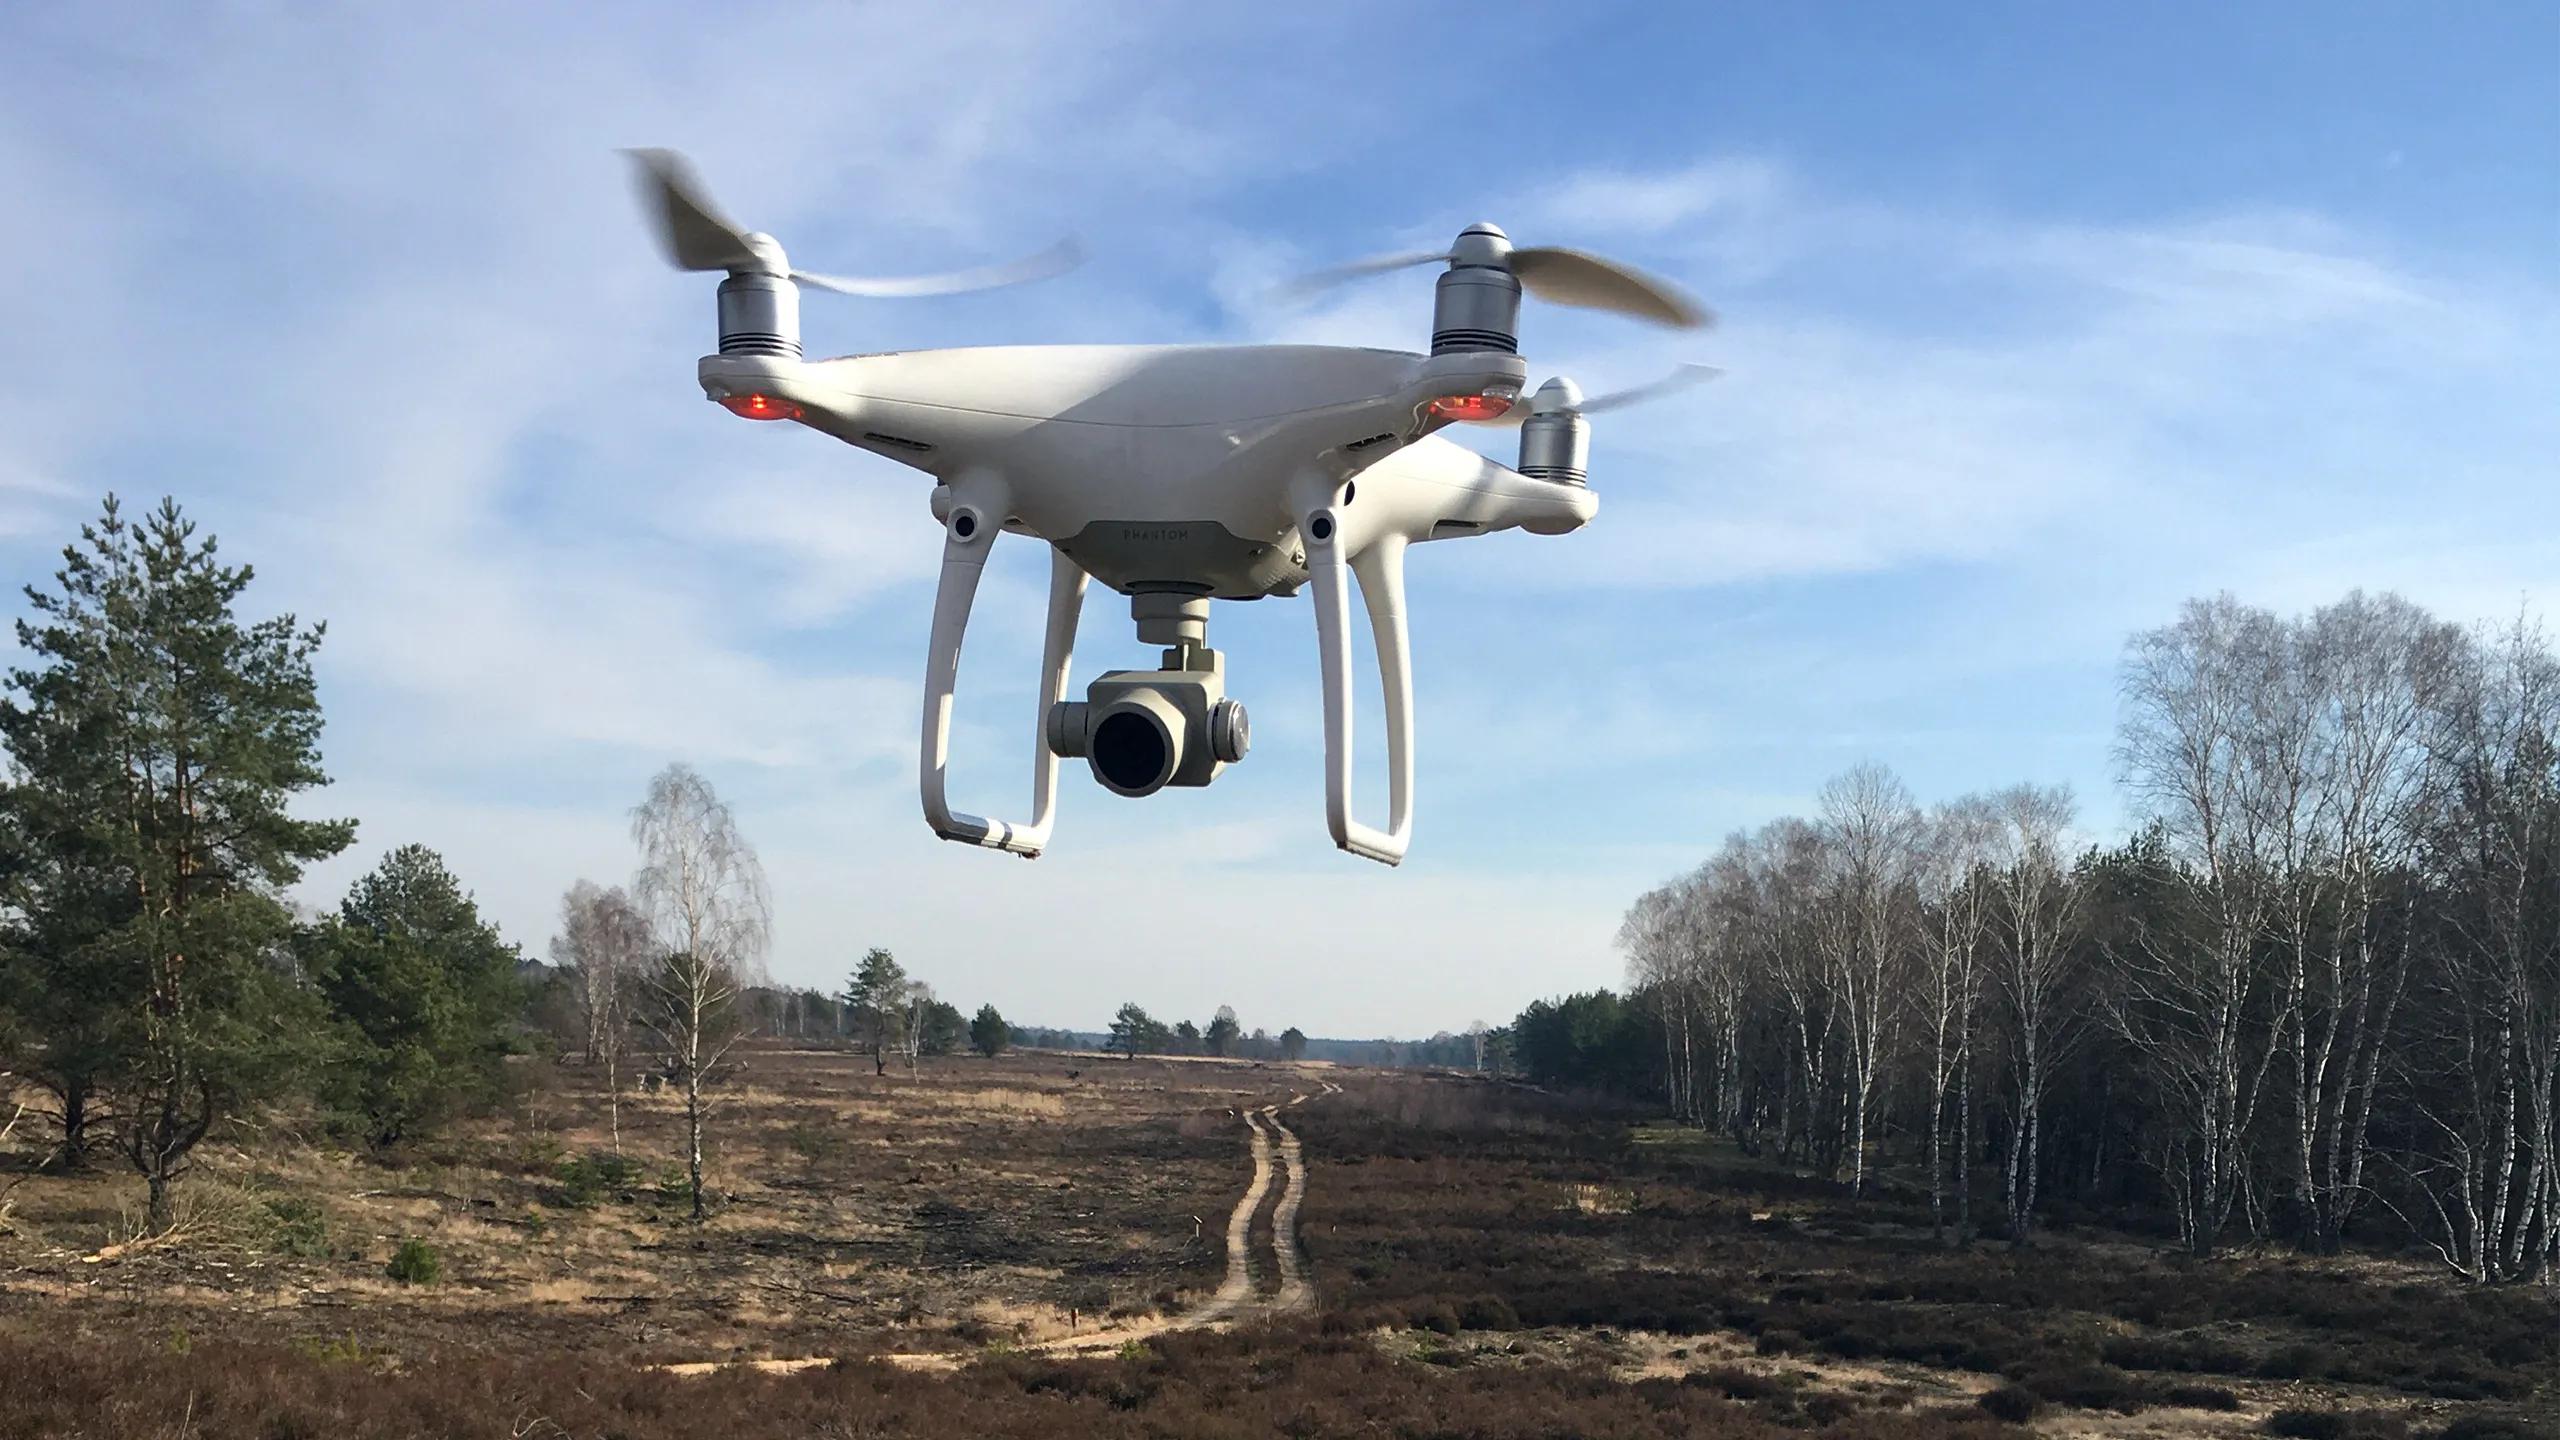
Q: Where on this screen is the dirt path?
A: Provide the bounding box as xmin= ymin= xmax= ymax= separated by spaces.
xmin=1109 ymin=1103 xmax=1275 ymax=1336
xmin=841 ymin=1084 xmax=1325 ymax=1371
xmin=1265 ymin=1108 xmax=1311 ymax=1310
xmin=664 ymin=1083 xmax=1334 ymax=1375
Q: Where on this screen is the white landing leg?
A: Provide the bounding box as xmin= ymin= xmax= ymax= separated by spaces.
xmin=1307 ymin=513 xmax=1415 ymax=866
xmin=919 ymin=488 xmax=1088 ymax=858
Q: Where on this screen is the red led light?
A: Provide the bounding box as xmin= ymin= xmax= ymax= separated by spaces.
xmin=719 ymin=393 xmax=802 ymax=421
xmin=1426 ymin=392 xmax=1514 ymax=423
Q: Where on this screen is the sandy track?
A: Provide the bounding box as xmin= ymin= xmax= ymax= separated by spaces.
xmin=850 ymin=1085 xmax=1323 ymax=1371
xmin=1265 ymin=1109 xmax=1311 ymax=1310
xmin=1150 ymin=1105 xmax=1275 ymax=1330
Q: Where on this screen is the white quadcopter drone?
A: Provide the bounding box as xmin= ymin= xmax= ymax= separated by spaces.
xmin=627 ymin=149 xmax=1714 ymax=866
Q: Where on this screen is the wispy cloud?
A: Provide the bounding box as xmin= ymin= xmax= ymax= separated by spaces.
xmin=2 ymin=9 xmax=2549 ymax=1033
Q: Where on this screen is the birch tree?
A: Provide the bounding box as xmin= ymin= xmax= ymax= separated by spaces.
xmin=551 ymin=879 xmax=650 ymax=1153
xmin=1819 ymin=763 xmax=1920 ymax=1197
xmin=2284 ymin=594 xmax=2454 ymax=1250
xmin=1986 ymin=782 xmax=2084 ymax=1242
xmin=2411 ymin=615 xmax=2559 ymax=1281
xmin=2116 ymin=597 xmax=2294 ymax=1254
xmin=630 ymin=764 xmax=770 ymax=1221
xmin=1914 ymin=795 xmax=1996 ymax=1242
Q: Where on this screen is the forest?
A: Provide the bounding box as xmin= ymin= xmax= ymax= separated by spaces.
xmin=1505 ymin=593 xmax=2557 ymax=1283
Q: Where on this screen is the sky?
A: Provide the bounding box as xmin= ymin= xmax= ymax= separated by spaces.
xmin=2 ymin=3 xmax=2553 ymax=1039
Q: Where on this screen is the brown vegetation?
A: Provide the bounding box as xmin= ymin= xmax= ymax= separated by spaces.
xmin=0 ymin=1046 xmax=1274 ymax=1363
xmin=3 ymin=1055 xmax=2551 ymax=1437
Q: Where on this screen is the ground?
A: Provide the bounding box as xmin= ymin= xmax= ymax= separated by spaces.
xmin=0 ymin=1048 xmax=2549 ymax=1438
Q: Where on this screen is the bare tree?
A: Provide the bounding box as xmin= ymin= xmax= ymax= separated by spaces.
xmin=1819 ymin=763 xmax=1920 ymax=1197
xmin=2116 ymin=597 xmax=2295 ymax=1254
xmin=1986 ymin=782 xmax=2085 ymax=1242
xmin=629 ymin=764 xmax=771 ymax=1220
xmin=1621 ymin=880 xmax=1701 ymax=1122
xmin=1695 ymin=837 xmax=1765 ymax=1145
xmin=2280 ymin=594 xmax=2456 ymax=1250
xmin=1915 ymin=795 xmax=1997 ymax=1242
xmin=899 ymin=980 xmax=938 ymax=1076
xmin=2410 ymin=614 xmax=2560 ymax=1281
xmin=1756 ymin=818 xmax=1840 ymax=1171
xmin=551 ymin=879 xmax=651 ymax=1153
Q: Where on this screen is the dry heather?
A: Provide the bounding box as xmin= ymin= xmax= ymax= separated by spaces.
xmin=0 ymin=1048 xmax=1291 ymax=1363
xmin=1 ymin=1056 xmax=2551 ymax=1439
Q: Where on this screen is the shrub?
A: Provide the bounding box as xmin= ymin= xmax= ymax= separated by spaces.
xmin=262 ymin=1194 xmax=331 ymax=1258
xmin=556 ymin=1152 xmax=645 ymax=1207
xmin=2105 ymin=1332 xmax=2255 ymax=1375
xmin=1455 ymin=1295 xmax=1518 ymax=1331
xmin=1979 ymin=1386 xmax=2045 ymax=1423
xmin=385 ymin=1238 xmax=442 ymax=1286
xmin=2011 ymin=1362 xmax=2154 ymax=1413
xmin=2438 ymin=1419 xmax=2548 ymax=1440
xmin=2266 ymin=1412 xmax=2410 ymax=1440
xmin=2261 ymin=1342 xmax=2344 ymax=1381
xmin=2164 ymin=1383 xmax=2244 ymax=1412
xmin=1686 ymin=1366 xmax=1789 ymax=1402
xmin=1802 ymin=1392 xmax=1857 ymax=1425
xmin=1410 ymin=1301 xmax=1461 ymax=1336
xmin=780 ymin=1122 xmax=849 ymax=1168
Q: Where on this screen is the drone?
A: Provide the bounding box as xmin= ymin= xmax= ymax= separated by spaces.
xmin=626 ymin=149 xmax=1715 ymax=866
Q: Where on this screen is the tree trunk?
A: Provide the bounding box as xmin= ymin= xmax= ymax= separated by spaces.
xmin=56 ymin=1081 xmax=91 ymax=1170
xmin=606 ymin=1036 xmax=623 ymax=1157
xmin=1928 ymin=1076 xmax=1946 ymax=1242
xmin=1957 ymin=1041 xmax=1975 ymax=1244
xmin=684 ymin=1066 xmax=706 ymax=1222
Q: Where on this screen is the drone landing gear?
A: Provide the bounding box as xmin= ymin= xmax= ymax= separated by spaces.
xmin=919 ymin=484 xmax=1086 ymax=859
xmin=1306 ymin=520 xmax=1415 ymax=867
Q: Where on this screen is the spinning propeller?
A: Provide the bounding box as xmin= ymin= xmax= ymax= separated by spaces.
xmin=1289 ymin=221 xmax=1714 ymax=330
xmin=624 ymin=148 xmax=1082 ymax=298
xmin=1501 ymin=364 xmax=1723 ymax=425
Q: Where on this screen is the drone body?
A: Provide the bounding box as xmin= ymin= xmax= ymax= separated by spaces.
xmin=630 ymin=151 xmax=1711 ymax=865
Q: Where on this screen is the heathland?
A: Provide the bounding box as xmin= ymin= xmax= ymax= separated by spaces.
xmin=2 ymin=1049 xmax=2550 ymax=1439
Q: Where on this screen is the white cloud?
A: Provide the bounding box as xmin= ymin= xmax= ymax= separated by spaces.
xmin=4 ymin=13 xmax=2551 ymax=1035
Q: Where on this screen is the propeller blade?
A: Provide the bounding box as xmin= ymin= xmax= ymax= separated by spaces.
xmin=1508 ymin=247 xmax=1714 ymax=329
xmin=1278 ymin=248 xmax=1455 ymax=300
xmin=792 ymin=236 xmax=1086 ymax=298
xmin=1579 ymin=363 xmax=1723 ymax=414
xmin=1482 ymin=364 xmax=1722 ymax=427
xmin=623 ymin=147 xmax=758 ymax=272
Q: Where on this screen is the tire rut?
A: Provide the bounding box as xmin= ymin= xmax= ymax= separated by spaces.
xmin=687 ymin=1079 xmax=1334 ymax=1374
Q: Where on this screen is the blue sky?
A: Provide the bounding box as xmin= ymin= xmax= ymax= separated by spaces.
xmin=3 ymin=4 xmax=2553 ymax=1037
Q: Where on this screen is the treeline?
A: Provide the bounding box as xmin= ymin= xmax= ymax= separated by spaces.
xmin=1100 ymin=1001 xmax=1307 ymax=1061
xmin=0 ymin=496 xmax=1022 ymax=1231
xmin=1533 ymin=592 xmax=2557 ymax=1283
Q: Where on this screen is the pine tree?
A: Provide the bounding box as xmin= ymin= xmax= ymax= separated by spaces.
xmin=916 ymin=999 xmax=966 ymax=1057
xmin=843 ymin=948 xmax=909 ymax=1076
xmin=0 ymin=496 xmax=351 ymax=1229
xmin=1107 ymin=1002 xmax=1165 ymax=1058
xmin=969 ymin=1003 xmax=1008 ymax=1058
xmin=308 ymin=844 xmax=523 ymax=1147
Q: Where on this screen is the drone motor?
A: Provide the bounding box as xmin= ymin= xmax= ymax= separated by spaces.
xmin=1432 ymin=223 xmax=1524 ymax=356
xmin=718 ymin=260 xmax=801 ymax=359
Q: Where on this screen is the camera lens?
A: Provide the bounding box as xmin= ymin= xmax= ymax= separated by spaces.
xmin=1091 ymin=706 xmax=1175 ymax=795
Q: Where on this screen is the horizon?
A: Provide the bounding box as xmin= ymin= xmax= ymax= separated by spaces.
xmin=4 ymin=4 xmax=2554 ymax=1037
